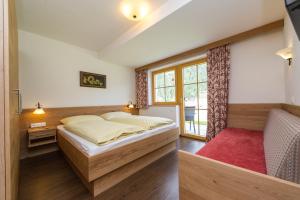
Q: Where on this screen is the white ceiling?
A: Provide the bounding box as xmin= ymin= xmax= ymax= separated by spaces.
xmin=16 ymin=0 xmax=168 ymax=51
xmin=17 ymin=0 xmax=286 ymax=68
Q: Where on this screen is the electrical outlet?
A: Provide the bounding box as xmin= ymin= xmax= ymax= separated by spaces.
xmin=31 ymin=122 xmax=47 ymax=128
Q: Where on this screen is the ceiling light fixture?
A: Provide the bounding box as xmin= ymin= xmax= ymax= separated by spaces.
xmin=121 ymin=0 xmax=150 ymax=21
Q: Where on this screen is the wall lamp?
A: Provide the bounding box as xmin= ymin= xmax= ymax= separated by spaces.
xmin=127 ymin=101 xmax=135 ymax=109
xmin=276 ymin=47 xmax=293 ymax=66
xmin=33 ymin=102 xmax=45 ymax=115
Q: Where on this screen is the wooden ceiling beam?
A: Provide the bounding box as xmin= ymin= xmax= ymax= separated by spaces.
xmin=135 ymin=19 xmax=284 ymax=72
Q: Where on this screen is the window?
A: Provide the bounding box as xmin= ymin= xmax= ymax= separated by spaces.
xmin=152 ymin=67 xmax=177 ymax=105
xmin=150 ymin=58 xmax=207 ymax=140
xmin=182 ymin=61 xmax=207 ymax=138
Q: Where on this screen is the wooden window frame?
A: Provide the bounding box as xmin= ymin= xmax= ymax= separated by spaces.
xmin=178 ymin=58 xmax=208 ymax=141
xmin=151 ymin=57 xmax=209 ymax=141
xmin=152 ymin=66 xmax=178 ymax=106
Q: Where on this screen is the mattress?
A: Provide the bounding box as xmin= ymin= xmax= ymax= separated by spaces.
xmin=196 ymin=128 xmax=266 ymax=174
xmin=57 ymin=123 xmax=177 ymax=156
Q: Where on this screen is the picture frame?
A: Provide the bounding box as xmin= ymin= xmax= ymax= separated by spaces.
xmin=80 ymin=71 xmax=106 ymax=88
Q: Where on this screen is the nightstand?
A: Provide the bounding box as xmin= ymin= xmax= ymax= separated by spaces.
xmin=27 ymin=126 xmax=57 ymax=148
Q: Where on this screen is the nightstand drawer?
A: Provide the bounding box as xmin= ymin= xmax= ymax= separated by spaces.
xmin=28 ymin=135 xmax=56 ymax=148
xmin=29 ymin=131 xmax=56 ymax=138
xmin=27 ymin=126 xmax=57 ymax=148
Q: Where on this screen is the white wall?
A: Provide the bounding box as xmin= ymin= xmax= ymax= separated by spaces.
xmin=19 ymin=30 xmax=135 ymax=108
xmin=139 ymin=106 xmax=180 ymax=126
xmin=284 ymin=15 xmax=300 ymax=106
xmin=229 ymin=30 xmax=285 ymax=103
xmin=146 ymin=30 xmax=285 ymax=105
xmin=142 ymin=30 xmax=285 ymax=120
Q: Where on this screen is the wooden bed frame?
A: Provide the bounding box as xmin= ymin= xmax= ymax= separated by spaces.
xmin=57 ymin=127 xmax=179 ymax=198
xmin=179 ymin=150 xmax=300 ymax=200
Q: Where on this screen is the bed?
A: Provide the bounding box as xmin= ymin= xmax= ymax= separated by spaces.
xmin=179 ymin=109 xmax=300 ymax=200
xmin=57 ymin=116 xmax=179 ymax=197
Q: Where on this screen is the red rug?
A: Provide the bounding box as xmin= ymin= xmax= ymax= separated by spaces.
xmin=196 ymin=128 xmax=267 ymax=174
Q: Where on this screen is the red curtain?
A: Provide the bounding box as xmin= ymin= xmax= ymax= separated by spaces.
xmin=207 ymin=44 xmax=230 ymax=141
xmin=136 ymin=70 xmax=149 ymax=109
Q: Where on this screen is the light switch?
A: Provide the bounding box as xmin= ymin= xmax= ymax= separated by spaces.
xmin=30 ymin=122 xmax=47 ymax=128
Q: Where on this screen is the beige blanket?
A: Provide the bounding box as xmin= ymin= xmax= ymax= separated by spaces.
xmin=64 ymin=119 xmax=145 ymax=145
xmin=102 ymin=115 xmax=173 ymax=130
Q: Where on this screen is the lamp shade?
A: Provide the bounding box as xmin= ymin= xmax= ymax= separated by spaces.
xmin=33 ymin=102 xmax=45 ymax=115
xmin=121 ymin=0 xmax=150 ymax=21
xmin=276 ymin=47 xmax=293 ymax=60
xmin=128 ymin=101 xmax=135 ymax=109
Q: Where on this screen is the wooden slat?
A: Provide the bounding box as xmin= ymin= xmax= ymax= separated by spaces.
xmin=282 ymin=104 xmax=300 ymax=118
xmin=135 ymin=20 xmax=284 ymax=72
xmin=227 ymin=103 xmax=282 ymax=131
xmin=88 ymin=128 xmax=179 ymax=181
xmin=92 ymin=141 xmax=176 ymax=197
xmin=179 ymin=150 xmax=300 ymax=200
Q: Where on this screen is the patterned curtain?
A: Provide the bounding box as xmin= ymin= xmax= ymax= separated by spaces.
xmin=136 ymin=70 xmax=149 ymax=109
xmin=207 ymin=44 xmax=230 ymax=141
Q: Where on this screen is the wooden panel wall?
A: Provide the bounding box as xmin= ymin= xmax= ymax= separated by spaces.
xmin=20 ymin=105 xmax=139 ymax=159
xmin=227 ymin=103 xmax=282 ymax=131
xmin=227 ymin=103 xmax=300 ymax=131
xmin=20 ymin=103 xmax=300 ymax=158
xmin=282 ymin=104 xmax=300 ymax=118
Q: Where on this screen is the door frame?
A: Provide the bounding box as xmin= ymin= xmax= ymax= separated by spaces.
xmin=3 ymin=0 xmax=20 ymax=199
xmin=0 ymin=0 xmax=6 ymax=198
xmin=176 ymin=58 xmax=207 ymax=141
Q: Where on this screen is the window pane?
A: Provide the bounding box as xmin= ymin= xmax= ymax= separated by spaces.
xmin=199 ymin=82 xmax=207 ymax=93
xmin=198 ymin=82 xmax=207 ymax=109
xmin=198 ymin=63 xmax=207 ymax=82
xmin=155 ymin=88 xmax=165 ymax=102
xmin=183 ymin=66 xmax=197 ymax=84
xmin=184 ymin=108 xmax=198 ymax=135
xmin=199 ymin=110 xmax=207 ymax=125
xmin=199 ymin=110 xmax=207 ymax=137
xmin=166 ymin=87 xmax=176 ymax=102
xmin=184 ymin=84 xmax=197 ymax=107
xmin=165 ymin=70 xmax=175 ymax=87
xmin=155 ymin=73 xmax=164 ymax=88
xmin=199 ymin=91 xmax=207 ymax=109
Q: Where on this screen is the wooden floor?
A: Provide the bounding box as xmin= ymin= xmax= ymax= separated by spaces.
xmin=19 ymin=137 xmax=205 ymax=200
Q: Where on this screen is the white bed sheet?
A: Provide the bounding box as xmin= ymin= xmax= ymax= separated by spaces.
xmin=57 ymin=123 xmax=177 ymax=156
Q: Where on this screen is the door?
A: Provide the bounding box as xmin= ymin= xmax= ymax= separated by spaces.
xmin=2 ymin=0 xmax=20 ymax=199
xmin=180 ymin=59 xmax=207 ymax=141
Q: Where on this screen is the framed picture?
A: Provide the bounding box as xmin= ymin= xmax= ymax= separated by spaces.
xmin=80 ymin=71 xmax=106 ymax=88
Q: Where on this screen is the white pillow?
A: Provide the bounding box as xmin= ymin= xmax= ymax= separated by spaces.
xmin=60 ymin=115 xmax=103 ymax=125
xmin=101 ymin=112 xmax=132 ymax=120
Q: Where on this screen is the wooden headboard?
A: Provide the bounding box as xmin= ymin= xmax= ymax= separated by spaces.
xmin=282 ymin=104 xmax=300 ymax=118
xmin=20 ymin=105 xmax=139 ymax=158
xmin=227 ymin=103 xmax=300 ymax=131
